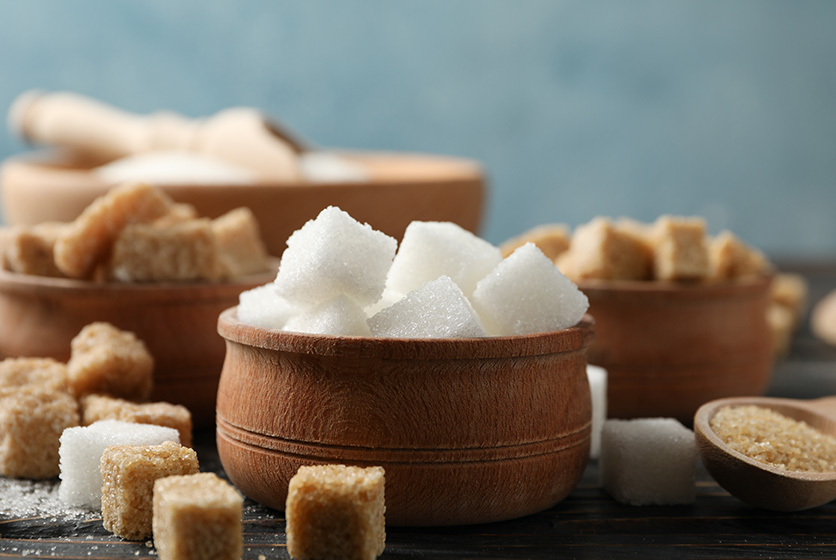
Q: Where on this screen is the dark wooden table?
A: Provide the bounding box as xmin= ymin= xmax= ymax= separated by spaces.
xmin=2 ymin=262 xmax=836 ymax=559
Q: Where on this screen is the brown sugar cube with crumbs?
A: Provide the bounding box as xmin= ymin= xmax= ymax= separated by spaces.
xmin=54 ymin=182 xmax=175 ymax=279
xmin=0 ymin=357 xmax=69 ymax=393
xmin=101 ymin=441 xmax=199 ymax=540
xmin=153 ymin=473 xmax=243 ymax=560
xmin=1 ymin=222 xmax=68 ymax=277
xmin=650 ymin=215 xmax=710 ymax=281
xmin=81 ymin=395 xmax=193 ymax=447
xmin=67 ymin=322 xmax=154 ymax=401
xmin=286 ymin=464 xmax=386 ymax=560
xmin=708 ymin=230 xmax=770 ymax=280
xmin=107 ymin=219 xmax=224 ymax=282
xmin=559 ymin=217 xmax=653 ymax=282
xmin=0 ymin=387 xmax=79 ymax=479
xmin=499 ymin=224 xmax=571 ymax=261
xmin=212 ymin=207 xmax=271 ymax=277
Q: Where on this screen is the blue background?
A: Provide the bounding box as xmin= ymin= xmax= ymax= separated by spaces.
xmin=1 ymin=0 xmax=835 ymax=258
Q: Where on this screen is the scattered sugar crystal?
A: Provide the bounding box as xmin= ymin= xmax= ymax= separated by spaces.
xmin=471 ymin=243 xmax=589 ymax=336
xmin=368 ymin=276 xmax=487 ymax=338
xmin=586 ymin=365 xmax=608 ymax=460
xmin=284 ymin=294 xmax=372 ymax=336
xmin=0 ymin=477 xmax=95 ymax=521
xmin=58 ymin=420 xmax=180 ymax=510
xmin=273 ymin=206 xmax=397 ymax=308
xmin=238 ymin=284 xmax=299 ymax=330
xmin=385 ymin=221 xmax=502 ymax=298
xmin=600 ymin=418 xmax=696 ymax=506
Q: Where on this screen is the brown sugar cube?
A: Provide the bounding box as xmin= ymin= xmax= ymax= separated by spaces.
xmin=101 ymin=441 xmax=199 ymax=540
xmin=499 ymin=224 xmax=571 ymax=261
xmin=768 ymin=302 xmax=795 ymax=358
xmin=152 ymin=203 xmax=199 ymax=227
xmin=0 ymin=387 xmax=79 ymax=479
xmin=560 ymin=217 xmax=653 ymax=282
xmin=0 ymin=357 xmax=69 ymax=393
xmin=708 ymin=230 xmax=770 ymax=280
xmin=54 ymin=182 xmax=175 ymax=279
xmin=650 ymin=215 xmax=710 ymax=281
xmin=771 ymin=272 xmax=808 ymax=329
xmin=812 ymin=288 xmax=836 ymax=347
xmin=82 ymin=395 xmax=193 ymax=448
xmin=153 ymin=473 xmax=243 ymax=560
xmin=107 ymin=219 xmax=225 ymax=282
xmin=212 ymin=207 xmax=271 ymax=277
xmin=67 ymin=322 xmax=154 ymax=400
xmin=286 ymin=464 xmax=386 ymax=560
xmin=1 ymin=222 xmax=68 ymax=277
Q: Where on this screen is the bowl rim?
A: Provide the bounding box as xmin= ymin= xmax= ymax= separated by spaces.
xmin=217 ymin=307 xmax=596 ymax=360
xmin=0 ymin=265 xmax=277 ymax=299
xmin=578 ymin=273 xmax=773 ymax=300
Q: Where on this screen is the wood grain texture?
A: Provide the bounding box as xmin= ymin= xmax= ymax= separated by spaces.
xmin=215 ymin=309 xmax=595 ymax=526
xmin=695 ymin=395 xmax=836 ymax=512
xmin=580 ymin=276 xmax=773 ymax=423
xmin=0 ymin=149 xmax=486 ymax=254
xmin=0 ymin=268 xmax=275 ymax=426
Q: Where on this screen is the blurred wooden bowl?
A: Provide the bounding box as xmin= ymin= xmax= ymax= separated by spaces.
xmin=216 ymin=308 xmax=595 ymax=526
xmin=579 ymin=276 xmax=773 ymax=424
xmin=0 ymin=267 xmax=276 ymax=427
xmin=0 ymin=149 xmax=486 ymax=254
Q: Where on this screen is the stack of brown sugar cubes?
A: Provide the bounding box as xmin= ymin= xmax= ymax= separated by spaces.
xmin=0 ymin=181 xmax=271 ymax=282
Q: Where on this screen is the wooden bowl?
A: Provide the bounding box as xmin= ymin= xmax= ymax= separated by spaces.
xmin=215 ymin=308 xmax=595 ymax=526
xmin=579 ymin=276 xmax=774 ymax=424
xmin=0 ymin=268 xmax=276 ymax=427
xmin=0 ymin=149 xmax=486 ymax=254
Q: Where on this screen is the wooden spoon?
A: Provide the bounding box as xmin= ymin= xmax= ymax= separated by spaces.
xmin=695 ymin=395 xmax=836 ymax=511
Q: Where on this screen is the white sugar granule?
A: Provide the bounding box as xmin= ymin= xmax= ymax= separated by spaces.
xmin=0 ymin=477 xmax=97 ymax=521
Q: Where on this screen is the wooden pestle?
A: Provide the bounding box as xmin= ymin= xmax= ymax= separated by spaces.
xmin=8 ymin=90 xmax=307 ymax=182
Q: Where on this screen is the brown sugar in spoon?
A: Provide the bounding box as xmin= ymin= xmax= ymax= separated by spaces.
xmin=694 ymin=395 xmax=836 ymax=511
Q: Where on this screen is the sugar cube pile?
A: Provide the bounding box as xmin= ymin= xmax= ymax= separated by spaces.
xmin=600 ymin=418 xmax=697 ymax=506
xmin=238 ymin=206 xmax=588 ymax=338
xmin=58 ymin=420 xmax=180 ymax=510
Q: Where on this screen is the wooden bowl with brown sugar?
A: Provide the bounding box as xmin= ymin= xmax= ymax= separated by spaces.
xmin=215 ymin=308 xmax=596 ymax=526
xmin=0 ymin=149 xmax=486 ymax=254
xmin=579 ymin=275 xmax=774 ymax=424
xmin=0 ymin=268 xmax=276 ymax=427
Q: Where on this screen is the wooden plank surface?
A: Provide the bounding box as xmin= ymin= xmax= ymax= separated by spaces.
xmin=2 ymin=262 xmax=836 ymax=559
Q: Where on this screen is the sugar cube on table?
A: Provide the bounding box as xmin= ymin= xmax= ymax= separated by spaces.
xmin=81 ymin=394 xmax=193 ymax=448
xmin=67 ymin=322 xmax=154 ymax=401
xmin=286 ymin=464 xmax=386 ymax=560
xmin=385 ymin=220 xmax=502 ymax=298
xmin=368 ymin=276 xmax=487 ymax=338
xmin=600 ymin=418 xmax=697 ymax=506
xmin=273 ymin=206 xmax=397 ymax=308
xmin=586 ymin=364 xmax=608 ymax=460
xmin=238 ymin=283 xmax=299 ymax=330
xmin=284 ymin=294 xmax=372 ymax=336
xmin=0 ymin=387 xmax=79 ymax=479
xmin=58 ymin=420 xmax=180 ymax=510
xmin=101 ymin=440 xmax=199 ymax=540
xmin=153 ymin=473 xmax=243 ymax=560
xmin=471 ymin=243 xmax=589 ymax=336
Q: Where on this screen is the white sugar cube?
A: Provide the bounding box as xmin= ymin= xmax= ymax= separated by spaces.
xmin=600 ymin=418 xmax=696 ymax=506
xmin=369 ymin=276 xmax=487 ymax=338
xmin=586 ymin=364 xmax=608 ymax=459
xmin=273 ymin=206 xmax=397 ymax=308
xmin=284 ymin=294 xmax=372 ymax=337
xmin=58 ymin=420 xmax=180 ymax=510
xmin=385 ymin=221 xmax=502 ymax=298
xmin=238 ymin=284 xmax=299 ymax=330
xmin=471 ymin=243 xmax=589 ymax=336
